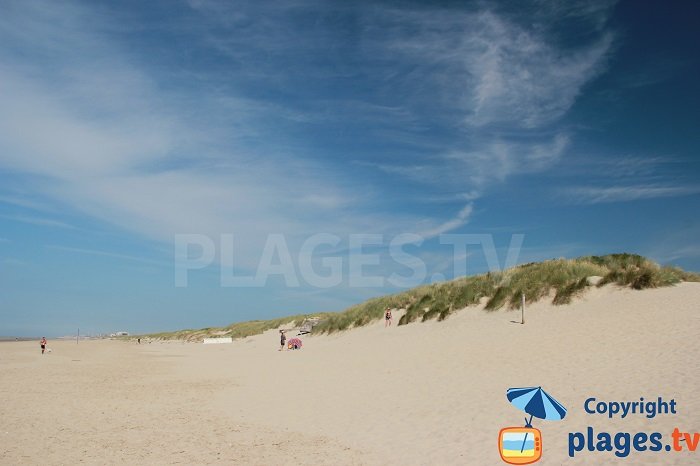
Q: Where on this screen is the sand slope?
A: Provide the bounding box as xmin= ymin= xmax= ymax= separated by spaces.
xmin=2 ymin=283 xmax=699 ymax=465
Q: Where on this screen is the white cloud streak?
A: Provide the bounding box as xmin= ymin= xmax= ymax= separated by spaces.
xmin=360 ymin=6 xmax=611 ymax=200
xmin=0 ymin=214 xmax=74 ymax=229
xmin=373 ymin=9 xmax=612 ymax=129
xmin=0 ymin=2 xmax=391 ymax=267
xmin=417 ymin=203 xmax=473 ymax=239
xmin=568 ymin=185 xmax=700 ymax=204
xmin=45 ymin=245 xmax=169 ymax=266
xmin=0 ymin=0 xmax=615 ymax=271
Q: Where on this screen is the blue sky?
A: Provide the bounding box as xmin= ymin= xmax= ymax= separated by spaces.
xmin=1 ymin=0 xmax=698 ymax=336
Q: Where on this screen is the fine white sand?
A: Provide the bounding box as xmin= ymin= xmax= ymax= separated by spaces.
xmin=1 ymin=283 xmax=699 ymax=465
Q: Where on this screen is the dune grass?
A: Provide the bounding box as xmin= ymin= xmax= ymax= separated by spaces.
xmin=143 ymin=254 xmax=698 ymax=340
xmin=141 ymin=313 xmax=333 ymax=342
xmin=315 ymin=253 xmax=698 ymax=333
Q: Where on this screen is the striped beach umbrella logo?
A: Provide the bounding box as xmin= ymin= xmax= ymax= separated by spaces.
xmin=507 ymin=386 xmax=567 ymax=425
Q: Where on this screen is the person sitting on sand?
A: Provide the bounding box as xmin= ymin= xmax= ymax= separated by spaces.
xmin=40 ymin=336 xmax=47 ymax=355
xmin=385 ymin=307 xmax=393 ymax=327
xmin=279 ymin=330 xmax=286 ymax=351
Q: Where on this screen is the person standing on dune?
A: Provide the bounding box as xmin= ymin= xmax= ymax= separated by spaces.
xmin=279 ymin=330 xmax=286 ymax=351
xmin=385 ymin=307 xmax=393 ymax=327
xmin=40 ymin=336 xmax=47 ymax=355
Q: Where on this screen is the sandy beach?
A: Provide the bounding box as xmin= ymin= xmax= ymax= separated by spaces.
xmin=2 ymin=283 xmax=699 ymax=465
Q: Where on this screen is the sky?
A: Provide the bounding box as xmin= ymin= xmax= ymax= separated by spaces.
xmin=1 ymin=0 xmax=699 ymax=336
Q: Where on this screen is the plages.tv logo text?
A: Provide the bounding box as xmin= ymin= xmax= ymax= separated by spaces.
xmin=568 ymin=396 xmax=699 ymax=458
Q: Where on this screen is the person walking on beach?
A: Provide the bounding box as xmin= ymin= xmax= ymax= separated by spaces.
xmin=279 ymin=330 xmax=286 ymax=351
xmin=40 ymin=336 xmax=47 ymax=355
xmin=385 ymin=307 xmax=393 ymax=327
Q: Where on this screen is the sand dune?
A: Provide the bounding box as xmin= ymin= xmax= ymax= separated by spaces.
xmin=2 ymin=283 xmax=699 ymax=465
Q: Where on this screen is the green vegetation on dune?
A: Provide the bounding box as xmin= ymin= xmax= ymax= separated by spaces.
xmin=143 ymin=254 xmax=699 ymax=340
xmin=314 ymin=253 xmax=698 ymax=333
xmin=143 ymin=313 xmax=334 ymax=342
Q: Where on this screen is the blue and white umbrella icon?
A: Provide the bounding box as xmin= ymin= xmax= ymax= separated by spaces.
xmin=506 ymin=386 xmax=567 ymax=453
xmin=507 ymin=386 xmax=567 ymax=425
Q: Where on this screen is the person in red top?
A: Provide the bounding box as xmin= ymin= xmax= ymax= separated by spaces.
xmin=40 ymin=337 xmax=47 ymax=354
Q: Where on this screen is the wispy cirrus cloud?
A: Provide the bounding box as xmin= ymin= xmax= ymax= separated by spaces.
xmin=369 ymin=133 xmax=570 ymax=193
xmin=0 ymin=214 xmax=74 ymax=229
xmin=417 ymin=203 xmax=474 ymax=240
xmin=526 ymin=0 xmax=618 ymax=32
xmin=369 ymin=8 xmax=612 ymax=129
xmin=557 ymin=152 xmax=700 ymax=205
xmin=659 ymin=244 xmax=700 ymax=261
xmin=558 ymin=154 xmax=686 ymax=179
xmin=643 ymin=223 xmax=700 ymax=267
xmin=1 ymin=258 xmax=28 ymax=267
xmin=444 ymin=134 xmax=571 ymax=188
xmin=0 ymin=0 xmax=489 ymax=271
xmin=358 ymin=6 xmax=611 ymax=204
xmin=0 ymin=194 xmax=58 ymax=213
xmin=567 ymin=184 xmax=700 ymax=204
xmin=45 ymin=245 xmax=169 ymax=266
xmin=0 ymin=0 xmax=619 ymax=277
